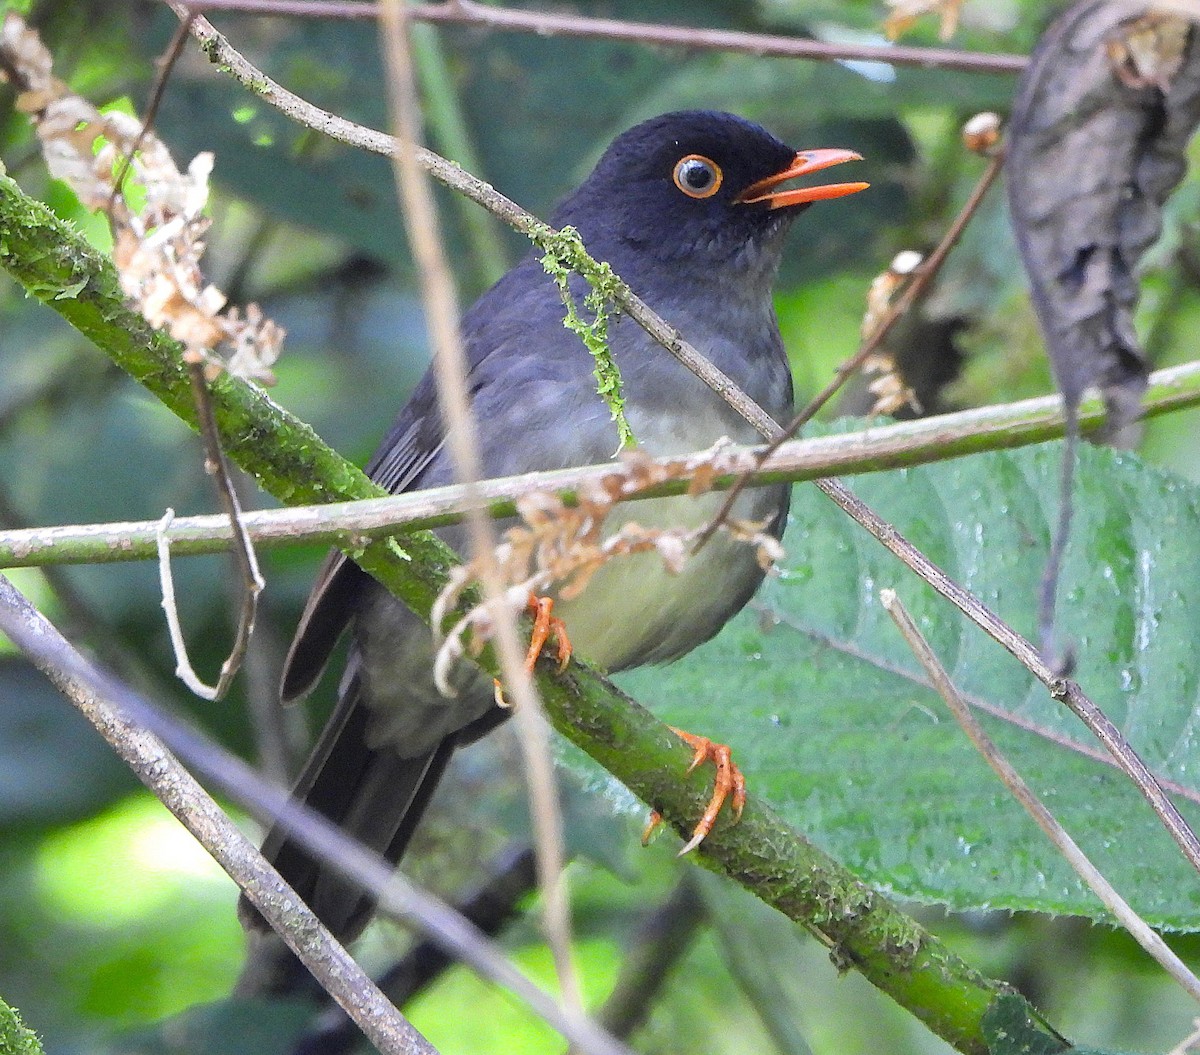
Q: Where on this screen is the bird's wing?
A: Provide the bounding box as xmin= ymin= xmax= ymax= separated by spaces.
xmin=279 ymin=255 xmax=605 ymax=702
xmin=280 ymin=370 xmax=449 ymax=701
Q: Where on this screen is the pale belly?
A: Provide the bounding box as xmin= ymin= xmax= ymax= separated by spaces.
xmin=554 ymin=482 xmax=785 ymax=671
xmin=357 ymin=477 xmax=786 ymax=756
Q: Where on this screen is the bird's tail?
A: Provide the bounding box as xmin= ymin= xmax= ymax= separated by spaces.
xmin=236 ymin=672 xmax=453 ymax=997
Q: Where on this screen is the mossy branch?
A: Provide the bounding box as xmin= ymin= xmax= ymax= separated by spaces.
xmin=0 ymin=169 xmax=1066 ymax=1055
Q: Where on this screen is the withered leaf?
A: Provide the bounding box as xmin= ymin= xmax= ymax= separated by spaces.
xmin=1006 ymin=1 xmax=1200 ymax=434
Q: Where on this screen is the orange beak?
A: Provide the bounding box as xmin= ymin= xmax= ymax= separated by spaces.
xmin=737 ymin=149 xmax=869 ymax=209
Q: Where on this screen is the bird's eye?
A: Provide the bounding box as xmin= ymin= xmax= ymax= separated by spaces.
xmin=672 ymin=154 xmax=723 ymax=199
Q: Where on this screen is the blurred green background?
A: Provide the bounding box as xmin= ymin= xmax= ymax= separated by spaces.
xmin=4 ymin=1 xmax=1200 ymax=1052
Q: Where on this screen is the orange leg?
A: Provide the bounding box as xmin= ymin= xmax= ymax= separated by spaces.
xmin=641 ymin=727 xmax=746 ymax=855
xmin=493 ymin=594 xmax=573 ymax=706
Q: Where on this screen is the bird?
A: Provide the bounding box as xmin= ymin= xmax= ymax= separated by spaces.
xmin=239 ymin=110 xmax=866 ymax=978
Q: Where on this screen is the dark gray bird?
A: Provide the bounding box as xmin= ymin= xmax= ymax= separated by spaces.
xmin=240 ymin=110 xmax=866 ymax=969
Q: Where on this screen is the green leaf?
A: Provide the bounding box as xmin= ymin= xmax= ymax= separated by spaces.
xmin=619 ymin=440 xmax=1200 ymax=928
xmin=981 ymin=994 xmax=1066 ymax=1055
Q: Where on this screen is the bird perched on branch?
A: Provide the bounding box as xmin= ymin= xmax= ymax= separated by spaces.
xmin=238 ymin=110 xmax=866 ymax=986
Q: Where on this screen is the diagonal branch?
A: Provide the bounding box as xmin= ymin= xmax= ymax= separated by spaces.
xmin=883 ymin=588 xmax=1200 ymax=1004
xmin=0 ymin=165 xmax=1058 ymax=1055
xmin=0 ymin=572 xmax=441 ymax=1055
xmin=0 ymin=573 xmax=634 ymax=1055
xmin=168 ymin=2 xmax=780 ymax=438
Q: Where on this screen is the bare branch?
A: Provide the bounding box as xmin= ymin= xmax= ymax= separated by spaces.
xmin=883 ymin=588 xmax=1200 ymax=1005
xmin=185 ymin=356 xmax=264 ymax=697
xmin=0 ymin=572 xmax=637 ymax=1055
xmin=108 ymin=10 xmax=194 ymax=206
xmin=5 ymin=357 xmax=1200 ymax=570
xmin=0 ymin=573 xmax=439 ymax=1055
xmin=181 ymin=0 xmax=1029 ymax=75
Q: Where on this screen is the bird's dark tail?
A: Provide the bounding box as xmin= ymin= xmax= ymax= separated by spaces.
xmin=236 ymin=672 xmax=453 ymax=997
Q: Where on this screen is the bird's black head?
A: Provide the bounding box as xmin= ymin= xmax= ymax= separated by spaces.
xmin=554 ymin=110 xmax=867 ymax=275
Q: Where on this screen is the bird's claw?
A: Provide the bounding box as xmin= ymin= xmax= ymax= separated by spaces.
xmin=494 ymin=594 xmax=572 ymax=707
xmin=641 ymin=728 xmax=745 ymax=855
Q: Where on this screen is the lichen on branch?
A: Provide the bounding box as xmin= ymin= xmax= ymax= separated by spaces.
xmin=538 ymin=225 xmax=634 ymax=451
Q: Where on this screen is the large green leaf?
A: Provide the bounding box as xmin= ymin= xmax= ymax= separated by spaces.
xmin=619 ymin=440 xmax=1200 ymax=928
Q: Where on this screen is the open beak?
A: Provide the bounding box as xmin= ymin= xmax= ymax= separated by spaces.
xmin=737 ymin=149 xmax=869 ymax=209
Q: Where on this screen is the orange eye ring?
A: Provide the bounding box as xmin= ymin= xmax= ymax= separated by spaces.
xmin=672 ymin=154 xmax=723 ymax=199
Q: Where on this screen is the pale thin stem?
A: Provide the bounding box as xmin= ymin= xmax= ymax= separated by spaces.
xmin=182 ymin=0 xmax=1029 ymax=75
xmin=155 ymin=362 xmax=266 ymax=703
xmin=376 ymin=0 xmax=583 ymax=1019
xmin=155 ymin=509 xmax=218 ymax=699
xmin=882 ymin=588 xmax=1200 ymax=1004
xmin=6 ymin=357 xmax=1200 ymax=570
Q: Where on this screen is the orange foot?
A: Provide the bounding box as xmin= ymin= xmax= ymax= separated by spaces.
xmin=641 ymin=728 xmax=746 ymax=856
xmin=493 ymin=594 xmax=573 ymax=706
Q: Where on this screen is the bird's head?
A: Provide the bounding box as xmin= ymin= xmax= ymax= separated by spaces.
xmin=554 ymin=110 xmax=868 ymax=276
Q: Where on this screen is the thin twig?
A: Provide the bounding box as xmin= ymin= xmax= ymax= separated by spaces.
xmin=695 ymin=148 xmax=1007 ymax=548
xmin=819 ymin=474 xmax=1200 ymax=876
xmin=376 ymin=0 xmax=583 ymax=1020
xmin=156 ymin=508 xmax=213 ymax=698
xmin=882 ymin=588 xmax=1200 ymax=1004
xmin=155 ymin=357 xmax=265 ymax=701
xmin=109 ymin=11 xmax=194 ymax=207
xmin=181 ymin=0 xmax=1029 ymax=75
xmin=0 ymin=572 xmax=637 ymax=1055
xmin=188 ymin=358 xmax=265 ymax=692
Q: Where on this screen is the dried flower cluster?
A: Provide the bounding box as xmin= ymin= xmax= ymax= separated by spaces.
xmin=860 ymin=251 xmax=923 ymax=417
xmin=431 ymin=445 xmax=785 ymax=695
xmin=0 ymin=13 xmax=283 ymax=382
xmin=883 ymin=0 xmax=966 ymax=41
